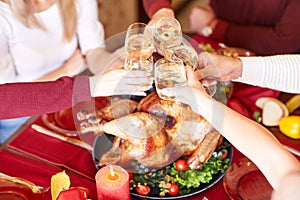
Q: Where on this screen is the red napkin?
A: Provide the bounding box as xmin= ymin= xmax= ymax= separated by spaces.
xmin=229 ymin=83 xmax=280 ymax=120
xmin=8 ymin=118 xmax=98 ymax=180
xmin=0 ymin=149 xmax=98 ymax=200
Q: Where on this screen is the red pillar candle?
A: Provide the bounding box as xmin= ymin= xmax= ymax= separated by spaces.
xmin=95 ymin=165 xmax=130 ymax=200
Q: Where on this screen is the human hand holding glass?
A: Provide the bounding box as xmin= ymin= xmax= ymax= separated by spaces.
xmin=147 ymin=8 xmax=175 ymax=28
xmin=153 ymin=17 xmax=197 ymax=69
xmin=163 ymin=37 xmax=198 ymax=70
xmin=168 ymin=66 xmax=211 ymax=113
xmin=90 ymin=68 xmax=153 ymax=97
xmin=124 ymin=22 xmax=154 ymax=73
xmin=153 ymin=17 xmax=216 ymax=96
xmin=153 ymin=17 xmax=182 ymax=53
xmin=154 ymin=58 xmax=187 ymax=100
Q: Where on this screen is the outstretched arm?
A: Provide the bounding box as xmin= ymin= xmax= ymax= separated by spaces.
xmin=0 ymin=69 xmax=153 ymax=119
xmin=196 ymin=52 xmax=300 ymax=93
xmin=0 ymin=76 xmax=90 ymax=119
xmin=173 ymin=67 xmax=300 ymax=191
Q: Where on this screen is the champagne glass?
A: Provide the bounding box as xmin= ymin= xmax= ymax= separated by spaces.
xmin=124 ymin=22 xmax=154 ymax=72
xmin=124 ymin=56 xmax=154 ymax=72
xmin=164 ymin=37 xmax=217 ymax=96
xmin=154 ymin=58 xmax=187 ymax=100
xmin=163 ymin=37 xmax=198 ymax=70
xmin=153 ymin=17 xmax=182 ymax=53
xmin=153 ymin=17 xmax=196 ymax=68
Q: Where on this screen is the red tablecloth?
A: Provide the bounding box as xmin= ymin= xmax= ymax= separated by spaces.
xmin=1 ymin=116 xmax=248 ymax=200
xmin=8 ymin=118 xmax=97 ymax=181
xmin=0 ymin=149 xmax=98 ymax=200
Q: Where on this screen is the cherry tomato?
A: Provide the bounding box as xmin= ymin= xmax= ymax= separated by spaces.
xmin=136 ymin=185 xmax=150 ymax=196
xmin=168 ymin=183 xmax=179 ymax=196
xmin=217 ymin=149 xmax=228 ymax=159
xmin=175 ymin=159 xmax=188 ymax=171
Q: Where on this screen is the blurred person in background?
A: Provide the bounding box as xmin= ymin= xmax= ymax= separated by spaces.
xmin=189 ymin=0 xmax=300 ymax=55
xmin=0 ymin=0 xmax=118 ymax=142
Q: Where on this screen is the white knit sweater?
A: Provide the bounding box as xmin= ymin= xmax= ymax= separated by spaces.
xmin=237 ymin=55 xmax=300 ymax=93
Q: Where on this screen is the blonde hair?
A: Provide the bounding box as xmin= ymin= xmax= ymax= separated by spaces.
xmin=2 ymin=0 xmax=77 ymax=41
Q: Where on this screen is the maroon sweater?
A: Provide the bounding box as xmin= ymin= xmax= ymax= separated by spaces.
xmin=0 ymin=76 xmax=91 ymax=119
xmin=143 ymin=0 xmax=300 ymax=55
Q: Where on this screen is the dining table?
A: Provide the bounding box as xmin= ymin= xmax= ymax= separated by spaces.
xmin=1 ymin=35 xmax=300 ymax=200
xmin=0 ymin=90 xmax=299 ymax=200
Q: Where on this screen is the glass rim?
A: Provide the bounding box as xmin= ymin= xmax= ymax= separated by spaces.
xmin=154 ymin=16 xmax=182 ymax=30
xmin=126 ymin=22 xmax=147 ymax=30
xmin=154 ymin=57 xmax=184 ymax=67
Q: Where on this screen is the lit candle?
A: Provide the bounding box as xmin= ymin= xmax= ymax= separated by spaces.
xmin=95 ymin=165 xmax=130 ymax=200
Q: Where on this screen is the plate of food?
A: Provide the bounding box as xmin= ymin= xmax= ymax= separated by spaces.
xmin=41 ymin=97 xmax=109 ymax=136
xmin=0 ymin=174 xmax=49 ymax=200
xmin=217 ymin=44 xmax=256 ymax=57
xmin=93 ymin=133 xmax=232 ymax=199
xmin=223 ymin=157 xmax=273 ymax=200
xmin=74 ymin=91 xmax=231 ymax=199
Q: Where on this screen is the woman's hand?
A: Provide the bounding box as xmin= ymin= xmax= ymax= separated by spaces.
xmin=86 ymin=47 xmax=126 ymax=75
xmin=196 ymin=52 xmax=243 ymax=83
xmin=171 ymin=67 xmax=211 ymax=113
xmin=147 ymin=8 xmax=175 ymax=28
xmin=90 ymin=68 xmax=153 ymax=97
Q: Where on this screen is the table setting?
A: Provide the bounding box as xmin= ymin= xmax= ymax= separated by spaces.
xmin=1 ymin=17 xmax=300 ymax=200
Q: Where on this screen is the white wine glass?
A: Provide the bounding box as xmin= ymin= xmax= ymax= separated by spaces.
xmin=163 ymin=37 xmax=198 ymax=70
xmin=164 ymin=38 xmax=217 ymax=96
xmin=124 ymin=22 xmax=154 ymax=72
xmin=154 ymin=58 xmax=186 ymax=100
xmin=153 ymin=17 xmax=182 ymax=53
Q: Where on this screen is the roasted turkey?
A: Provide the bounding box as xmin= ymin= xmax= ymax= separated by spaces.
xmin=78 ymin=92 xmax=222 ymax=170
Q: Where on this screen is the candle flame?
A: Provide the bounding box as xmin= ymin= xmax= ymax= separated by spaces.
xmin=109 ymin=164 xmax=115 ymax=177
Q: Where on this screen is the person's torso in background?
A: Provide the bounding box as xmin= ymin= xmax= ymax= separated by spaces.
xmin=0 ymin=2 xmax=77 ymax=83
xmin=211 ymin=0 xmax=287 ymax=25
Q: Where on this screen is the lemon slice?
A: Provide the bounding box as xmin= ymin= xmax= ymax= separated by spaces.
xmin=51 ymin=171 xmax=71 ymax=200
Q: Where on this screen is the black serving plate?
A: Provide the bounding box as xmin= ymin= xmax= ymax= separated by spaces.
xmin=93 ymin=134 xmax=232 ymax=199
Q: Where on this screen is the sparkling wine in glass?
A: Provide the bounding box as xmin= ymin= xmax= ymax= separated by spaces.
xmin=124 ymin=22 xmax=154 ymax=72
xmin=153 ymin=17 xmax=182 ymax=52
xmin=154 ymin=58 xmax=187 ymax=100
xmin=164 ymin=39 xmax=198 ymax=70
